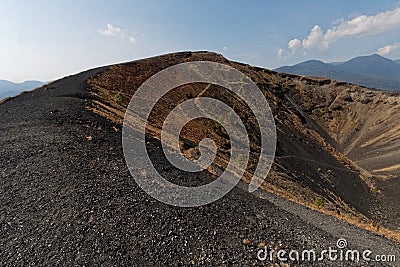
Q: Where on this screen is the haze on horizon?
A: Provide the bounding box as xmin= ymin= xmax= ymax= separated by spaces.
xmin=1 ymin=0 xmax=400 ymax=82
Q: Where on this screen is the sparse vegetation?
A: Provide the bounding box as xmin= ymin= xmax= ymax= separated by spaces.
xmin=213 ymin=121 xmax=222 ymax=134
xmin=314 ymin=197 xmax=325 ymax=209
xmin=113 ymin=91 xmax=125 ymax=104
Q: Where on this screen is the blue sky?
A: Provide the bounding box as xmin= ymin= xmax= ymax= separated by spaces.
xmin=1 ymin=0 xmax=400 ymax=82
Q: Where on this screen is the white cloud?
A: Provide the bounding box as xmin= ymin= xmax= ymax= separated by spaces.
xmin=302 ymin=25 xmax=324 ymax=49
xmin=285 ymin=7 xmax=400 ymax=55
xmin=129 ymin=37 xmax=137 ymax=45
xmin=98 ymin=24 xmax=124 ymax=37
xmin=98 ymin=24 xmax=136 ymax=45
xmin=377 ymin=42 xmax=400 ymax=55
xmin=288 ymin=38 xmax=302 ymax=54
xmin=223 ymin=46 xmax=228 ymax=51
xmin=323 ymin=8 xmax=400 ymax=47
xmin=277 ymin=48 xmax=283 ymax=59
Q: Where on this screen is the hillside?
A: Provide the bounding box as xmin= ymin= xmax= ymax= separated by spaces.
xmin=275 ymin=54 xmax=400 ymax=90
xmin=1 ymin=51 xmax=399 ymax=265
xmin=87 ymin=51 xmax=400 ymax=230
xmin=0 ymin=79 xmax=45 ymax=100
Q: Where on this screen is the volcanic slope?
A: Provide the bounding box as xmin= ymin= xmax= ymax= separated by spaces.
xmin=0 ymin=52 xmax=399 ymax=266
xmin=88 ymin=52 xmax=400 ymax=232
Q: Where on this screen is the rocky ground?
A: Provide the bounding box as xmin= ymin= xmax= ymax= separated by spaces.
xmin=0 ymin=62 xmax=399 ymax=266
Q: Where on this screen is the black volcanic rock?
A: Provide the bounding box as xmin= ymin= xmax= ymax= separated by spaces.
xmin=1 ymin=52 xmax=399 ymax=266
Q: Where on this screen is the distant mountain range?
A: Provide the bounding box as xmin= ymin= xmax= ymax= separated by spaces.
xmin=275 ymin=54 xmax=400 ymax=91
xmin=0 ymin=80 xmax=46 ymax=100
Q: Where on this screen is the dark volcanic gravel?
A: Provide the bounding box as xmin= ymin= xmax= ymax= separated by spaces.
xmin=0 ymin=68 xmax=399 ymax=266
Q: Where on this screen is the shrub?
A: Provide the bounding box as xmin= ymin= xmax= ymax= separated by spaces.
xmin=314 ymin=197 xmax=325 ymax=209
xmin=114 ymin=91 xmax=125 ymax=104
xmin=213 ymin=122 xmax=222 ymax=133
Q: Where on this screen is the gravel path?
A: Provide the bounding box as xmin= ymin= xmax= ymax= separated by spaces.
xmin=0 ymin=68 xmax=399 ymax=266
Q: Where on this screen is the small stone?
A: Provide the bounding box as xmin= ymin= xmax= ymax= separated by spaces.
xmin=258 ymin=242 xmax=266 ymax=248
xmin=242 ymin=238 xmax=250 ymax=245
